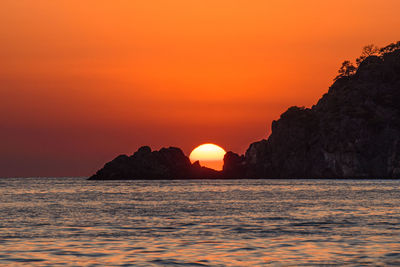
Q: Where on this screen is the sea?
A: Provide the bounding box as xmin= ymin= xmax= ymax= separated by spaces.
xmin=1 ymin=178 xmax=400 ymax=266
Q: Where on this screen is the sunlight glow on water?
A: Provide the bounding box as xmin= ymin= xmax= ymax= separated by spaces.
xmin=1 ymin=178 xmax=400 ymax=266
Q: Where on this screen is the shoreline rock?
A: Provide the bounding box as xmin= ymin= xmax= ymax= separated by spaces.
xmin=225 ymin=48 xmax=400 ymax=179
xmin=89 ymin=44 xmax=400 ymax=180
xmin=89 ymin=146 xmax=222 ymax=180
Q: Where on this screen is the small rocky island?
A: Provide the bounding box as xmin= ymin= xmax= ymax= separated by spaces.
xmin=89 ymin=146 xmax=221 ymax=180
xmin=89 ymin=42 xmax=400 ymax=180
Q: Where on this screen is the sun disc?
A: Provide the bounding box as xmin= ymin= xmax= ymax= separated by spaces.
xmin=189 ymin=143 xmax=226 ymax=170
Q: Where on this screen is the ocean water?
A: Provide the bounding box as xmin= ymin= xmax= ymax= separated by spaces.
xmin=1 ymin=178 xmax=400 ymax=266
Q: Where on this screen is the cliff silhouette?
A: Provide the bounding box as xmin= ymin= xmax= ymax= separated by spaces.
xmin=89 ymin=146 xmax=221 ymax=180
xmin=90 ymin=41 xmax=400 ymax=180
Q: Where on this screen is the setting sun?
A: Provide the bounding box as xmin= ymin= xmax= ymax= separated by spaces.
xmin=189 ymin=143 xmax=226 ymax=171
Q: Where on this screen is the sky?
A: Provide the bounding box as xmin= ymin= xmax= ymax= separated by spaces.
xmin=1 ymin=0 xmax=400 ymax=177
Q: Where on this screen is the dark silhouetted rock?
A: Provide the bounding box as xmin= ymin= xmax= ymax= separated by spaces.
xmin=235 ymin=48 xmax=400 ymax=178
xmin=222 ymin=152 xmax=246 ymax=178
xmin=89 ymin=146 xmax=222 ymax=180
xmin=90 ymin=146 xmax=192 ymax=180
xmin=90 ymin=43 xmax=400 ymax=180
xmin=191 ymin=161 xmax=222 ymax=179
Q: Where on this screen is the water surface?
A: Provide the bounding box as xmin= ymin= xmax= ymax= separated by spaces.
xmin=1 ymin=178 xmax=400 ymax=266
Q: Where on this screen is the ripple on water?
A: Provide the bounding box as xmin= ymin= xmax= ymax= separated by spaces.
xmin=150 ymin=259 xmax=210 ymax=266
xmin=1 ymin=178 xmax=400 ymax=266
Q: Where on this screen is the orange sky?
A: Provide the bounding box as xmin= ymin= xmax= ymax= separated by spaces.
xmin=1 ymin=0 xmax=400 ymax=177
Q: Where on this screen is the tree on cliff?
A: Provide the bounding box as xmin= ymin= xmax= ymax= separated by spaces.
xmin=380 ymin=41 xmax=400 ymax=54
xmin=356 ymin=44 xmax=379 ymax=66
xmin=334 ymin=42 xmax=400 ymax=81
xmin=335 ymin=60 xmax=356 ymax=80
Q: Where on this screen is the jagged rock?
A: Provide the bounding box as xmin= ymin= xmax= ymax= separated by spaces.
xmin=191 ymin=161 xmax=221 ymax=179
xmin=234 ymin=48 xmax=400 ymax=178
xmin=222 ymin=152 xmax=246 ymax=178
xmin=89 ymin=146 xmax=221 ymax=180
xmin=90 ymin=45 xmax=400 ymax=180
xmin=89 ymin=146 xmax=193 ymax=180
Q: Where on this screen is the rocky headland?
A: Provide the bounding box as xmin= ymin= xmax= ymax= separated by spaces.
xmin=89 ymin=42 xmax=400 ymax=180
xmin=89 ymin=146 xmax=221 ymax=180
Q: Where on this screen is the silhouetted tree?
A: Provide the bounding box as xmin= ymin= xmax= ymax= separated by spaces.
xmin=333 ymin=41 xmax=400 ymax=81
xmin=356 ymin=44 xmax=379 ymax=66
xmin=380 ymin=41 xmax=400 ymax=55
xmin=335 ymin=60 xmax=356 ymax=80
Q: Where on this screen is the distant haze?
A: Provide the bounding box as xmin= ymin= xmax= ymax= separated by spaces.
xmin=1 ymin=0 xmax=400 ymax=177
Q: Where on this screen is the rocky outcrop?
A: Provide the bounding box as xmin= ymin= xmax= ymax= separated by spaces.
xmin=222 ymin=152 xmax=246 ymax=178
xmin=229 ymin=48 xmax=400 ymax=178
xmin=191 ymin=160 xmax=222 ymax=179
xmin=89 ymin=146 xmax=221 ymax=180
xmin=90 ymin=43 xmax=400 ymax=180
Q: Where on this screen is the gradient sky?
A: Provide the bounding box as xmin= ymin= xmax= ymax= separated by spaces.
xmin=1 ymin=0 xmax=400 ymax=177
